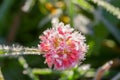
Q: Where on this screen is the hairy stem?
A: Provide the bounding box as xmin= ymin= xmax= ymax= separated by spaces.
xmin=0 ymin=45 xmax=40 ymax=57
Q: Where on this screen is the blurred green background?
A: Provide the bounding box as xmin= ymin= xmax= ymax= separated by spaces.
xmin=0 ymin=0 xmax=120 ymax=80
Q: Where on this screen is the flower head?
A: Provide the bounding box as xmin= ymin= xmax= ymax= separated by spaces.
xmin=39 ymin=19 xmax=88 ymax=70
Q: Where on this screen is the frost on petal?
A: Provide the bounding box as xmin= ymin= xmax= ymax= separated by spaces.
xmin=45 ymin=54 xmax=53 ymax=68
xmin=38 ymin=20 xmax=88 ymax=70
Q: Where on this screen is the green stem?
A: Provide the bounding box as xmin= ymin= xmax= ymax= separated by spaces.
xmin=0 ymin=45 xmax=40 ymax=57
